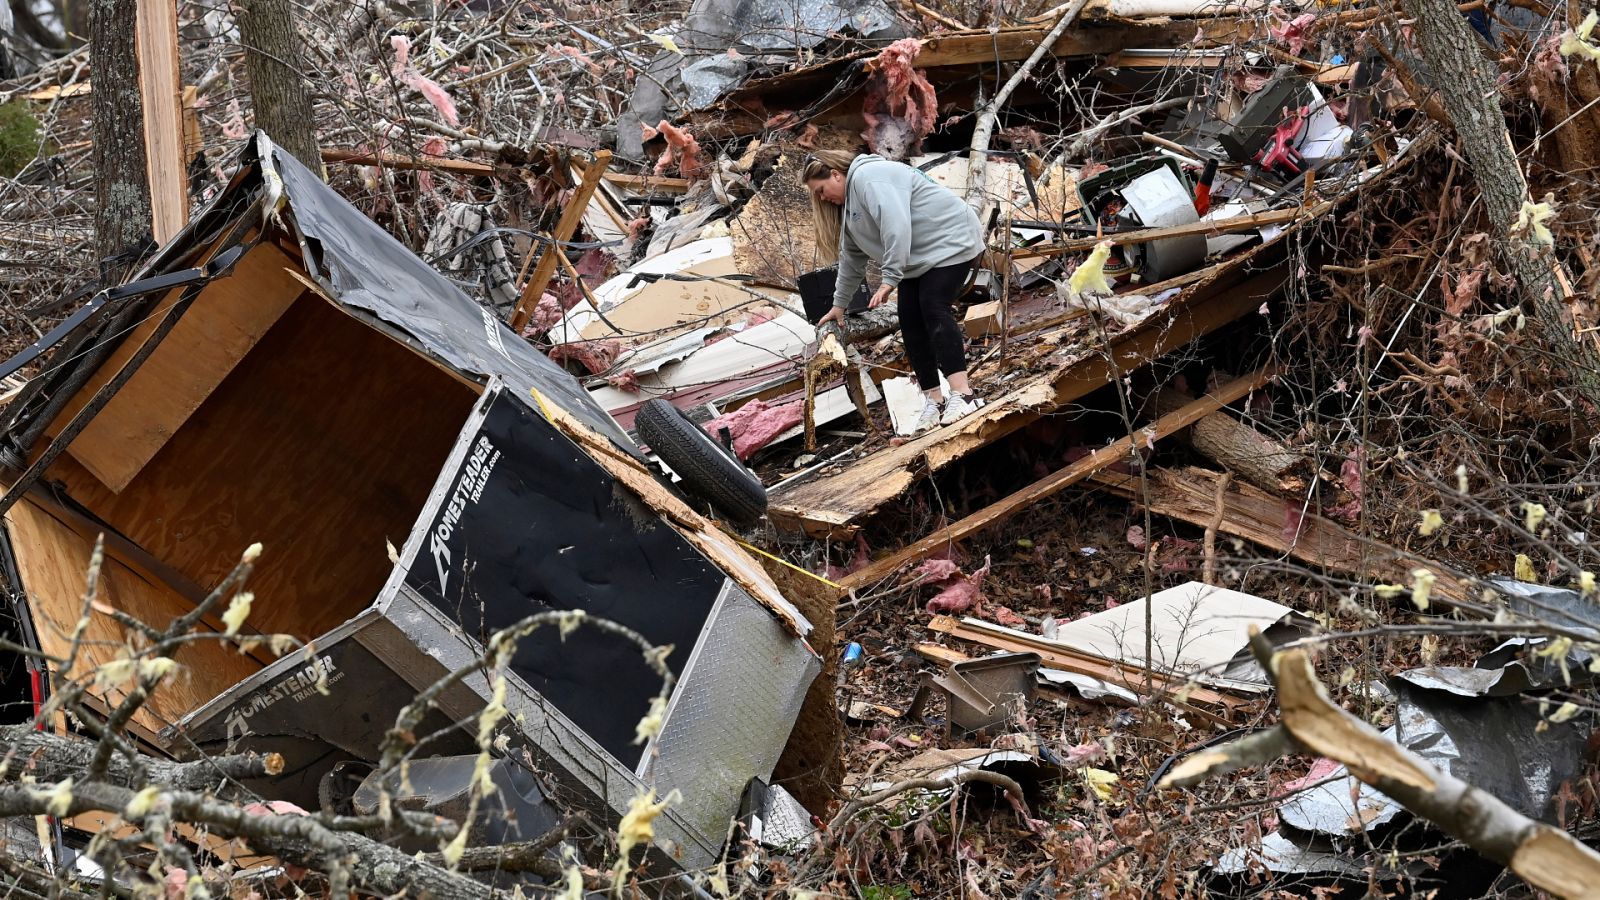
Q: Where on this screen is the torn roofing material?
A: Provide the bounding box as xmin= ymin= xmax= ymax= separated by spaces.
xmin=257 ymin=134 xmax=632 ymax=449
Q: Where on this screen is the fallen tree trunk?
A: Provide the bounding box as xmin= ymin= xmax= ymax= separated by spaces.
xmin=839 ymin=304 xmax=900 ymax=344
xmin=1151 ymin=388 xmax=1304 ymax=494
xmin=1162 ymin=640 xmax=1600 ymax=898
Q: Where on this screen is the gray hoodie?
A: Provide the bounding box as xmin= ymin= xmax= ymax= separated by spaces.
xmin=832 ymin=155 xmax=986 ymax=309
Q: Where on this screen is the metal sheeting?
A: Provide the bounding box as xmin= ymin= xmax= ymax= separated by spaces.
xmin=397 ymin=388 xmax=725 ymax=767
xmin=640 ymin=581 xmax=821 ymax=846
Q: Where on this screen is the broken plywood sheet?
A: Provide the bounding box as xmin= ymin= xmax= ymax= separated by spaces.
xmin=1048 ymin=581 xmax=1311 ymax=693
xmin=53 ymin=242 xmax=300 ymax=493
xmin=3 ymin=497 xmax=263 ymax=734
xmin=550 ymin=237 xmax=789 ymax=345
xmin=767 ymin=260 xmax=1285 ymax=536
xmin=730 ymin=156 xmax=825 ymax=287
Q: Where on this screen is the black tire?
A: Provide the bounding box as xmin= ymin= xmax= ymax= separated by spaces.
xmin=636 ymin=398 xmax=767 ymax=525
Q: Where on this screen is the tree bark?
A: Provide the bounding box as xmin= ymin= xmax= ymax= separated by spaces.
xmin=1397 ymin=0 xmax=1600 ymax=404
xmin=89 ymin=0 xmax=153 ymax=280
xmin=236 ymin=0 xmax=320 ymax=173
xmin=1151 ymin=388 xmax=1304 ymax=494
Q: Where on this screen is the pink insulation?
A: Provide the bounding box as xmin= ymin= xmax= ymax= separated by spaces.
xmin=648 ymin=120 xmax=710 ymax=181
xmin=924 ymin=555 xmax=992 ymax=615
xmin=391 ymin=36 xmax=460 ymax=126
xmin=547 ymin=339 xmax=621 ymax=374
xmin=860 ymin=38 xmax=939 ymax=159
xmin=522 ymin=292 xmax=564 ymax=337
xmin=700 ymin=397 xmax=804 ymax=459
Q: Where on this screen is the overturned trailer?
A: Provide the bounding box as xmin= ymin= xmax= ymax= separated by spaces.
xmin=0 ymin=133 xmax=819 ymax=873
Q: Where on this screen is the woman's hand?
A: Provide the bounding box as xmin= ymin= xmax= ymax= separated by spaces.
xmin=869 ymin=284 xmax=893 ymax=308
xmin=818 ymin=305 xmax=845 ymax=326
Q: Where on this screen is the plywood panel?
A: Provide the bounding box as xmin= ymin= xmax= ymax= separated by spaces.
xmin=49 ymin=295 xmax=478 ymax=641
xmin=62 ymin=244 xmax=305 ymax=492
xmin=4 ymin=499 xmax=262 ymax=733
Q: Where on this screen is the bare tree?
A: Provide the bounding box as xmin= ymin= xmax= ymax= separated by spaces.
xmin=88 ymin=0 xmax=151 ymax=279
xmin=1397 ymin=0 xmax=1600 ymax=405
xmin=236 ymin=0 xmax=321 ymax=173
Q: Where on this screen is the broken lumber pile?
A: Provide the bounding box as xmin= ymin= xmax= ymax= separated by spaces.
xmin=923 ymin=616 xmax=1248 ymax=720
xmin=833 ymin=366 xmax=1277 ymax=592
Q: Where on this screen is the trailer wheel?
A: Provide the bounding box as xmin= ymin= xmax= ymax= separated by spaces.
xmin=636 ymin=399 xmax=767 ymax=525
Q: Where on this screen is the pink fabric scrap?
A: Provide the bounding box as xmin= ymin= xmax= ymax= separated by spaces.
xmin=700 ymin=397 xmax=804 ymax=459
xmin=861 ymin=38 xmax=938 ymax=159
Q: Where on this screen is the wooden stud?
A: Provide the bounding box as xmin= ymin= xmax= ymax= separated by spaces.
xmin=135 ymin=0 xmax=186 ymax=244
xmin=510 ymin=150 xmax=612 ymax=332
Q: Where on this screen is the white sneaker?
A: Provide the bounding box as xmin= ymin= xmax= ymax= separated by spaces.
xmin=910 ymin=399 xmax=943 ymax=434
xmin=940 ymin=393 xmax=984 ymax=426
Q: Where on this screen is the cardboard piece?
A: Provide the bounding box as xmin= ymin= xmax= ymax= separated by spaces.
xmin=1046 ymin=581 xmax=1312 ymax=693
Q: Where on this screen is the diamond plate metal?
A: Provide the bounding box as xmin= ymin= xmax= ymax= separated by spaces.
xmin=641 ymin=580 xmax=821 ymax=846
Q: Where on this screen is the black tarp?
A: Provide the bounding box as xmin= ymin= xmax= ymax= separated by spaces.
xmin=404 ymin=389 xmax=722 ymax=766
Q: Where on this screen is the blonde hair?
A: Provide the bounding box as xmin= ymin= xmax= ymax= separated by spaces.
xmin=802 ymin=150 xmax=859 ymax=267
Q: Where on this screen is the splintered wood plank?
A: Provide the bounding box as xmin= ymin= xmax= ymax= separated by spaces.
xmin=136 ymin=0 xmax=186 ymax=243
xmin=60 ymin=244 xmax=304 ymax=492
xmin=834 ymin=367 xmax=1276 ymax=591
xmin=1088 ymin=466 xmax=1474 ymax=605
xmin=766 ymin=263 xmax=1285 ymax=537
xmin=3 ymin=498 xmax=263 ymax=734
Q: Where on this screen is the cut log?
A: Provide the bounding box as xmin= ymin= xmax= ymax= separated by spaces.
xmin=1088 ymin=466 xmax=1472 ymax=605
xmin=1151 ymin=386 xmax=1303 ymax=494
xmin=840 ymin=304 xmax=901 ymax=344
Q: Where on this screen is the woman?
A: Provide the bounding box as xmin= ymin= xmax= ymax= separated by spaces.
xmin=804 ymin=150 xmax=987 ymax=433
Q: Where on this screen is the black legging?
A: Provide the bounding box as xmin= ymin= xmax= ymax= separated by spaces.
xmin=897 ymin=260 xmax=971 ymax=391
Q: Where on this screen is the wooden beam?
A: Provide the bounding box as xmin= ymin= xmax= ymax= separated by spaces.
xmin=510 ymin=150 xmax=611 ymax=331
xmin=601 ymin=171 xmax=690 ymax=194
xmin=320 ymin=148 xmax=500 ymax=176
xmin=1087 ymin=466 xmax=1474 ymax=605
xmin=135 ymin=0 xmax=186 ymax=244
xmin=1012 ymin=203 xmax=1329 ymax=260
xmin=834 ymin=366 xmax=1277 ymax=592
xmin=923 ymin=619 xmax=1246 ymax=713
xmin=913 ymin=641 xmax=1233 ymax=727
